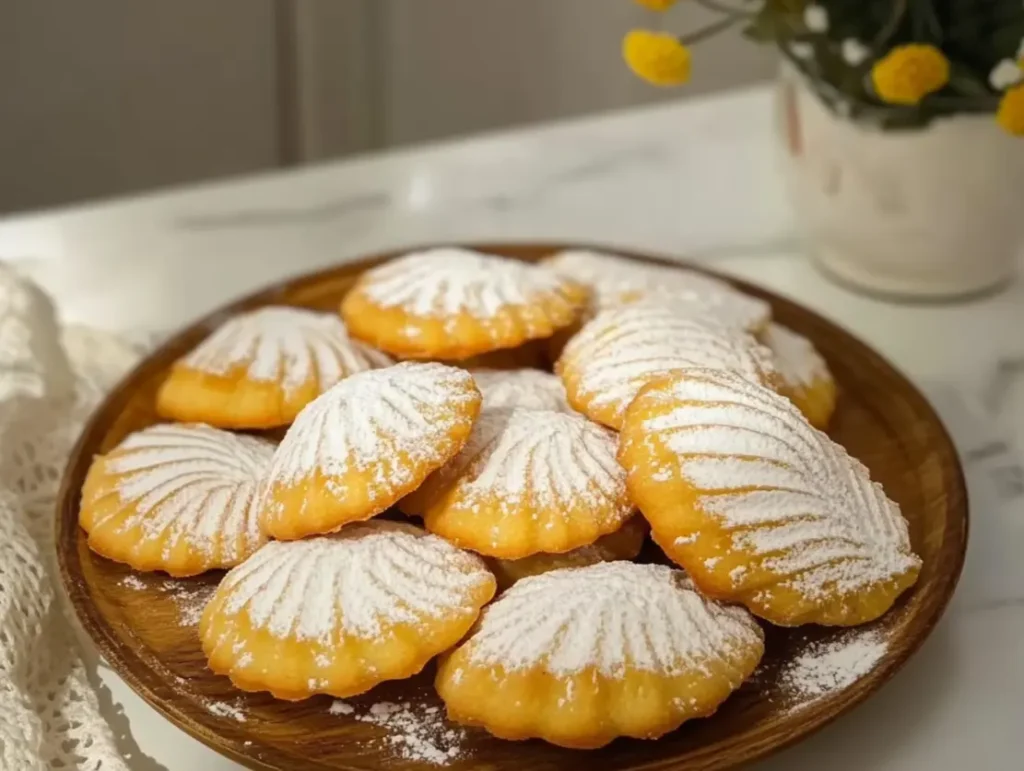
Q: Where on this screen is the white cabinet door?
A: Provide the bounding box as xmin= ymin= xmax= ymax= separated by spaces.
xmin=0 ymin=0 xmax=280 ymax=213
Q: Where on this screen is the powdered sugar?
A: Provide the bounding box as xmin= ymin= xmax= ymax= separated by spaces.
xmin=330 ymin=700 xmax=467 ymax=765
xmin=204 ymin=699 xmax=248 ymax=723
xmin=91 ymin=424 xmax=273 ymax=566
xmin=633 ymin=368 xmax=921 ymax=601
xmin=161 ymin=579 xmax=216 ymax=627
xmin=545 ymin=249 xmax=770 ymax=330
xmin=762 ymin=322 xmax=830 ymax=388
xmin=420 ymin=406 xmax=629 ymax=523
xmin=558 ymin=304 xmax=777 ymax=428
xmin=328 ymin=700 xmax=354 ymax=715
xmin=357 ymin=247 xmax=573 ymax=319
xmin=119 ymin=573 xmax=214 ymax=626
xmin=782 ymin=629 xmax=887 ymax=702
xmin=213 ymin=521 xmax=493 ymax=642
xmin=180 ymin=306 xmax=391 ymax=396
xmin=119 ymin=575 xmax=146 ymax=590
xmin=463 ymin=561 xmax=763 ymax=677
xmin=470 ymin=368 xmax=572 ymax=413
xmin=265 ymin=362 xmax=478 ymax=490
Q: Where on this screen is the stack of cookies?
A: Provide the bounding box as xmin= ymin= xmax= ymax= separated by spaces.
xmin=77 ymin=246 xmax=920 ymax=750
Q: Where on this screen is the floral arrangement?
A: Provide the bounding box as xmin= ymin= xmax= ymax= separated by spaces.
xmin=624 ymin=0 xmax=1024 ymax=135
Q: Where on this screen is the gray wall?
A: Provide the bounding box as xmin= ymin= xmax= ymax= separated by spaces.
xmin=0 ymin=0 xmax=281 ymax=213
xmin=0 ymin=0 xmax=777 ymax=214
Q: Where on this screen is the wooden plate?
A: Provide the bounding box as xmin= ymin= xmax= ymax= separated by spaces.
xmin=56 ymin=243 xmax=968 ymax=771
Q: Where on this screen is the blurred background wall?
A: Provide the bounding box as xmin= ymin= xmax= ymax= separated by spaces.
xmin=0 ymin=0 xmax=777 ymax=215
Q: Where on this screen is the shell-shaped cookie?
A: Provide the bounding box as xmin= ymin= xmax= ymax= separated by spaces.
xmin=404 ymin=407 xmax=632 ymax=559
xmin=544 ymin=249 xmax=771 ymax=332
xmin=201 ymin=520 xmax=496 ymax=700
xmin=618 ymin=367 xmax=922 ymax=627
xmin=488 ymin=516 xmax=648 ymax=589
xmin=340 ymin=247 xmax=589 ymax=360
xmin=80 ymin=424 xmax=273 ymax=577
xmin=261 ymin=362 xmax=481 ymax=540
xmin=471 ymin=368 xmax=573 ymax=413
xmin=436 ymin=561 xmax=764 ymax=749
xmin=156 ymin=306 xmax=392 ymax=429
xmin=557 ymin=304 xmax=778 ymax=430
xmin=761 ymin=322 xmax=836 ymax=429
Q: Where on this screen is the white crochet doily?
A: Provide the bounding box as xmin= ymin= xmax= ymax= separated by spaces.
xmin=0 ymin=264 xmax=147 ymax=771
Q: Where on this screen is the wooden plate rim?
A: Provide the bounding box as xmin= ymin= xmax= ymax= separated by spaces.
xmin=56 ymin=241 xmax=969 ymax=771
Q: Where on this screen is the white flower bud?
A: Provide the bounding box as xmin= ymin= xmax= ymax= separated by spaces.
xmin=841 ymin=38 xmax=871 ymax=67
xmin=790 ymin=41 xmax=815 ymax=60
xmin=804 ymin=5 xmax=829 ymax=34
xmin=990 ymin=58 xmax=1023 ymax=90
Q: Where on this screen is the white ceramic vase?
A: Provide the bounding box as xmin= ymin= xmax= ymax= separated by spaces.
xmin=776 ymin=66 xmax=1024 ymax=300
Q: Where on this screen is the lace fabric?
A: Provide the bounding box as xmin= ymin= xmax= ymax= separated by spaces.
xmin=0 ymin=264 xmax=143 ymax=771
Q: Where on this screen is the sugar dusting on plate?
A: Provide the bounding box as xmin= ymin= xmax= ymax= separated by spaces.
xmin=328 ymin=700 xmax=467 ymax=766
xmin=119 ymin=575 xmax=147 ymax=591
xmin=204 ymin=698 xmax=248 ymax=723
xmin=328 ymin=700 xmax=355 ymax=716
xmin=161 ymin=580 xmax=217 ymax=626
xmin=781 ymin=628 xmax=888 ymax=706
xmin=119 ymin=574 xmax=216 ymax=627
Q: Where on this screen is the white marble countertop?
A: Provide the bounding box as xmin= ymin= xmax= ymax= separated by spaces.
xmin=2 ymin=85 xmax=1022 ymax=770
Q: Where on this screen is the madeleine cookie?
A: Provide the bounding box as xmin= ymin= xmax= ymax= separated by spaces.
xmin=201 ymin=521 xmax=496 ymax=700
xmin=556 ymin=304 xmax=778 ymax=430
xmin=79 ymin=424 xmax=273 ymax=576
xmin=471 ymin=368 xmax=573 ymax=413
xmin=761 ymin=322 xmax=836 ymax=429
xmin=404 ymin=407 xmax=632 ymax=559
xmin=436 ymin=561 xmax=764 ymax=749
xmin=156 ymin=306 xmax=392 ymax=429
xmin=340 ymin=247 xmax=588 ymax=360
xmin=261 ymin=362 xmax=480 ymax=540
xmin=488 ymin=516 xmax=648 ymax=589
xmin=545 ymin=249 xmax=771 ymax=332
xmin=618 ymin=368 xmax=922 ymax=627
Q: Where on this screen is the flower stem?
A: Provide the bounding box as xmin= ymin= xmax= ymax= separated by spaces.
xmin=679 ymin=15 xmax=742 ymax=46
xmin=692 ymin=0 xmax=756 ymax=18
xmin=873 ymin=0 xmax=909 ymax=50
xmin=912 ymin=0 xmax=944 ymax=45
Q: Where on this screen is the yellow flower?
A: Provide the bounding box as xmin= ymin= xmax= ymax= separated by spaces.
xmin=997 ymin=85 xmax=1024 ymax=136
xmin=634 ymin=0 xmax=678 ymax=9
xmin=623 ymin=30 xmax=691 ymax=87
xmin=870 ymin=44 xmax=950 ymax=105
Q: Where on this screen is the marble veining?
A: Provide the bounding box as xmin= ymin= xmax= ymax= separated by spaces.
xmin=173 ymin=191 xmax=393 ymax=231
